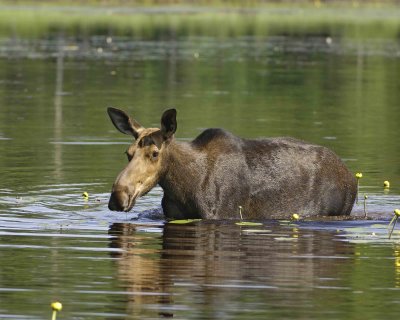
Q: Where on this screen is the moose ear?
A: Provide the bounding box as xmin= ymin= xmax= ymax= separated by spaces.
xmin=161 ymin=109 xmax=177 ymax=139
xmin=107 ymin=107 xmax=143 ymax=139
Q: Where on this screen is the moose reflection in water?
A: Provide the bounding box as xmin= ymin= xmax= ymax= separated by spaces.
xmin=109 ymin=222 xmax=355 ymax=318
xmin=107 ymin=108 xmax=357 ymax=220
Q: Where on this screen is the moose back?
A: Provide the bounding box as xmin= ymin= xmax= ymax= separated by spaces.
xmin=107 ymin=108 xmax=357 ymax=219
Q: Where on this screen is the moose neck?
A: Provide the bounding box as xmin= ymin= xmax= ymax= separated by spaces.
xmin=158 ymin=140 xmax=201 ymax=203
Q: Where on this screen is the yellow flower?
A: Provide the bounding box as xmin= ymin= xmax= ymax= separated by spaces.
xmin=384 ymin=181 xmax=390 ymax=188
xmin=394 ymin=209 xmax=400 ymax=217
xmin=51 ymin=302 xmax=62 ymax=312
xmin=292 ymin=213 xmax=300 ymax=221
xmin=355 ymin=173 xmax=363 ymax=179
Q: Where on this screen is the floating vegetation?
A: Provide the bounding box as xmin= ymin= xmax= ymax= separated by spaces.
xmin=274 ymin=237 xmax=298 ymax=242
xmin=291 ymin=213 xmax=300 ymax=221
xmin=235 ymin=221 xmax=263 ymax=226
xmin=339 ymin=222 xmax=400 ymax=244
xmin=355 ymin=172 xmax=363 ymax=204
xmin=169 ymin=219 xmax=202 ymax=224
xmin=384 ymin=180 xmax=390 ymax=189
xmin=234 ymin=205 xmax=264 ymax=226
xmin=388 ymin=209 xmax=400 ymax=239
xmin=51 ymin=302 xmax=62 ymax=320
xmin=363 ymin=194 xmax=368 ymax=218
xmin=241 ymin=229 xmax=271 ymax=234
xmin=238 ymin=205 xmax=243 ymax=220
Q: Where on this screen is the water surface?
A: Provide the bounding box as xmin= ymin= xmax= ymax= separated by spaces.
xmin=1 ymin=31 xmax=400 ymax=319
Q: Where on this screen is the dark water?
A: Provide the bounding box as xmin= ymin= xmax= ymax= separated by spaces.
xmin=1 ymin=34 xmax=400 ymax=319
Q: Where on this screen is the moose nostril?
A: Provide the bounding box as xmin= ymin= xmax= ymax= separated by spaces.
xmin=108 ymin=194 xmax=120 ymax=211
xmin=108 ymin=191 xmax=128 ymax=212
xmin=108 ymin=201 xmax=116 ymax=211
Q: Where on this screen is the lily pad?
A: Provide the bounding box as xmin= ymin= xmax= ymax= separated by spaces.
xmin=235 ymin=221 xmax=263 ymax=226
xmin=339 ymin=223 xmax=400 ymax=243
xmin=169 ymin=219 xmax=202 ymax=224
xmin=242 ymin=229 xmax=271 ymax=233
xmin=274 ymin=237 xmax=298 ymax=241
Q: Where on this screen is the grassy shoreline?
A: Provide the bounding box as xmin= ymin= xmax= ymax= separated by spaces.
xmin=1 ymin=0 xmax=400 ymax=7
xmin=0 ymin=3 xmax=399 ymax=39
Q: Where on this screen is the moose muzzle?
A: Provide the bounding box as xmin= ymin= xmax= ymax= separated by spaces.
xmin=108 ymin=187 xmax=138 ymax=212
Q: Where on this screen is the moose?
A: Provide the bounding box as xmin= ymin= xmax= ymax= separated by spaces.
xmin=107 ymin=107 xmax=357 ymax=220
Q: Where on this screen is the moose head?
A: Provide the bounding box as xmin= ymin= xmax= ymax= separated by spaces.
xmin=107 ymin=107 xmax=177 ymax=212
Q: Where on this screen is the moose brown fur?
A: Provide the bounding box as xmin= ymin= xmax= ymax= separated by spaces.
xmin=107 ymin=107 xmax=357 ymax=219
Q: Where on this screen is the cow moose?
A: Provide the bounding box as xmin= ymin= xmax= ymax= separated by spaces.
xmin=107 ymin=107 xmax=357 ymax=220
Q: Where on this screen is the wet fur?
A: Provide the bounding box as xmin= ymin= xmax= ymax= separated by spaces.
xmin=159 ymin=128 xmax=357 ymax=219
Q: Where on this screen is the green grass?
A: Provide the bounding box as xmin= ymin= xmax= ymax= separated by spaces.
xmin=0 ymin=4 xmax=399 ymax=39
xmin=2 ymin=0 xmax=400 ymax=6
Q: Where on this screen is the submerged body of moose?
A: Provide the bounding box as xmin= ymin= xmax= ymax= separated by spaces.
xmin=107 ymin=108 xmax=357 ymax=219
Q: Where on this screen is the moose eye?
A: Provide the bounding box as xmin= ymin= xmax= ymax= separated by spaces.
xmin=152 ymin=151 xmax=159 ymax=159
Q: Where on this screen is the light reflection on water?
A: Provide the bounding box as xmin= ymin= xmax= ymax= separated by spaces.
xmin=0 ymin=33 xmax=400 ymax=319
xmin=1 ymin=36 xmax=400 ymax=61
xmin=6 ymin=219 xmax=399 ymax=319
xmin=1 ymin=190 xmax=400 ymax=318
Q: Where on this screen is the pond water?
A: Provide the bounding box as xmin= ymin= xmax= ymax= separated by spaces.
xmin=1 ymin=30 xmax=400 ymax=319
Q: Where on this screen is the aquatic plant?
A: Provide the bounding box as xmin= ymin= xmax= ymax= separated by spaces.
xmin=388 ymin=209 xmax=400 ymax=239
xmin=355 ymin=172 xmax=362 ymax=204
xmin=235 ymin=221 xmax=263 ymax=226
xmin=234 ymin=206 xmax=263 ymax=225
xmin=384 ymin=180 xmax=390 ymax=188
xmin=363 ymin=194 xmax=368 ymax=218
xmin=292 ymin=213 xmax=300 ymax=221
xmin=51 ymin=302 xmax=62 ymax=320
xmin=169 ymin=219 xmax=202 ymax=224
